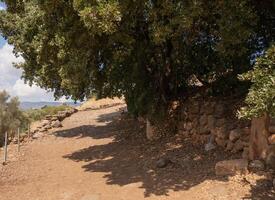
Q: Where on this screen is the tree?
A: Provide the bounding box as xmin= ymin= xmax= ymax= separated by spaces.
xmin=238 ymin=44 xmax=275 ymax=160
xmin=0 ymin=0 xmax=274 ymax=122
xmin=239 ymin=44 xmax=275 ymax=119
xmin=0 ymin=90 xmax=27 ymax=144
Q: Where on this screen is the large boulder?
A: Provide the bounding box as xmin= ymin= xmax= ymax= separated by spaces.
xmin=215 ymin=159 xmax=248 ymax=176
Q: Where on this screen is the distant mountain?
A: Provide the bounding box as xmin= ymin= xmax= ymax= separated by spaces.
xmin=20 ymin=101 xmax=81 ymax=110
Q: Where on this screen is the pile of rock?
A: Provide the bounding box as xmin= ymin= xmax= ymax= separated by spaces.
xmin=31 ymin=108 xmax=77 ymax=138
xmin=177 ymin=98 xmax=250 ymax=157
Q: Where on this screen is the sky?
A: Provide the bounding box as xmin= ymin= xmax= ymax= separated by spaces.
xmin=0 ymin=2 xmax=68 ymax=102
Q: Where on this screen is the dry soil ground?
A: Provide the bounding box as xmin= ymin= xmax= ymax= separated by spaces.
xmin=0 ymin=103 xmax=275 ymax=200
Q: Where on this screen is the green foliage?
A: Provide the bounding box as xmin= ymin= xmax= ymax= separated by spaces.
xmin=25 ymin=105 xmax=72 ymax=122
xmin=0 ymin=90 xmax=28 ymax=140
xmin=238 ymin=44 xmax=275 ymax=119
xmin=0 ymin=0 xmax=274 ymax=121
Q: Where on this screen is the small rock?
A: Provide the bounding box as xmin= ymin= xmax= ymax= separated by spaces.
xmin=37 ymin=125 xmax=43 ymax=129
xmin=232 ymin=139 xmax=244 ymax=153
xmin=39 ymin=127 xmax=47 ymax=132
xmin=215 ymin=127 xmax=229 ymax=139
xmin=207 ymin=115 xmax=216 ymax=129
xmin=45 ymin=115 xmax=52 ymax=120
xmin=271 ymin=118 xmax=275 ymax=126
xmin=268 ymin=134 xmax=275 ymax=145
xmin=249 ymin=160 xmax=265 ymax=172
xmin=266 ymin=153 xmax=275 ymax=170
xmin=242 ymin=148 xmax=249 ymax=159
xmin=229 ymin=129 xmax=241 ymax=142
xmin=51 ymin=116 xmax=59 ymax=121
xmin=205 ymin=142 xmax=216 ymax=151
xmin=269 ymin=126 xmax=275 ymax=134
xmin=215 ymin=137 xmax=227 ymax=148
xmin=177 ymin=121 xmax=185 ymax=130
xmin=204 ymin=102 xmax=215 ymax=115
xmin=41 ymin=120 xmax=51 ymax=127
xmin=226 ymin=141 xmax=234 ymax=151
xmin=198 ymin=127 xmax=210 ymax=135
xmin=215 ymin=159 xmax=248 ymax=176
xmin=242 ymin=127 xmax=251 ymax=135
xmin=215 ymin=104 xmax=224 ymax=117
xmin=205 ymin=135 xmax=216 ymax=151
xmin=193 ymin=155 xmax=202 ymax=161
xmin=199 ymin=114 xmax=208 ymax=126
xmin=189 ymin=102 xmax=200 ymax=114
xmin=44 ymin=124 xmax=52 ymax=130
xmin=51 ymin=120 xmax=62 ymax=128
xmin=184 ymin=122 xmax=193 ymax=131
xmin=32 ymin=132 xmax=43 ymax=139
xmin=216 ymin=118 xmax=227 ymax=127
xmin=156 ymin=158 xmax=171 ymax=168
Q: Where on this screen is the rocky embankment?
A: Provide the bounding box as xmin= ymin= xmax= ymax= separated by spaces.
xmin=31 ymin=108 xmax=78 ymax=139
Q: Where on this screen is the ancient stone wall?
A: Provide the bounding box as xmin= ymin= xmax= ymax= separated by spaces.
xmin=177 ymin=96 xmax=251 ymax=158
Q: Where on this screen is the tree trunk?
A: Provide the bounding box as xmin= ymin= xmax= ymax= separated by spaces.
xmin=249 ymin=113 xmax=270 ymax=160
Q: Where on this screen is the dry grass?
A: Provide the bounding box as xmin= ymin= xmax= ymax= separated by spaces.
xmin=77 ymin=97 xmax=125 ymax=111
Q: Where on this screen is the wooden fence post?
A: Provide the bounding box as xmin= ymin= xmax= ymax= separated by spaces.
xmin=17 ymin=127 xmax=20 ymax=152
xmin=3 ymin=131 xmax=8 ymax=164
xmin=28 ymin=123 xmax=30 ymax=140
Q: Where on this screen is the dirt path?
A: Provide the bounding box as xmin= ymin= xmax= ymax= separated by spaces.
xmin=0 ymin=105 xmax=274 ymax=200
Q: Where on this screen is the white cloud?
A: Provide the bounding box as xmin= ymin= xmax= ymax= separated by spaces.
xmin=12 ymin=79 xmax=55 ymax=101
xmin=0 ymin=43 xmax=59 ymax=102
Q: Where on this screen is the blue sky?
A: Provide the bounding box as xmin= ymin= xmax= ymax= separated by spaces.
xmin=0 ymin=36 xmax=5 ymax=48
xmin=0 ymin=2 xmax=68 ymax=102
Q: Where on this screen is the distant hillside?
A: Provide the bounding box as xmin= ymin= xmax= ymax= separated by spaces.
xmin=20 ymin=101 xmax=80 ymax=110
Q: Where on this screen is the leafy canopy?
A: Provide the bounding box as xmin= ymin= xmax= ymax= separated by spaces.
xmin=0 ymin=0 xmax=274 ymax=120
xmin=238 ymin=44 xmax=275 ymax=119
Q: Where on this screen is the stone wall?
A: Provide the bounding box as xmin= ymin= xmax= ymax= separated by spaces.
xmin=177 ymin=96 xmax=251 ymax=158
xmin=30 ymin=108 xmax=78 ymax=139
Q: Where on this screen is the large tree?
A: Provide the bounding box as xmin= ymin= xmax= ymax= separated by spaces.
xmin=0 ymin=0 xmax=274 ymax=121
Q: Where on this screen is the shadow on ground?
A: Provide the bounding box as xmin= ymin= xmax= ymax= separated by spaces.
xmin=55 ymin=111 xmax=275 ymax=199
